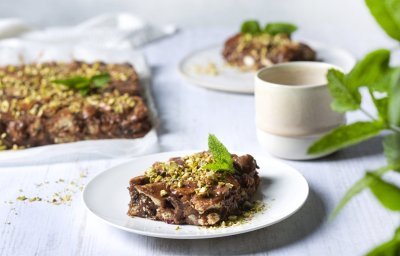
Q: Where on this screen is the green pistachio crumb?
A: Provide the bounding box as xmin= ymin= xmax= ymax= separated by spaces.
xmin=16 ymin=196 xmax=27 ymax=201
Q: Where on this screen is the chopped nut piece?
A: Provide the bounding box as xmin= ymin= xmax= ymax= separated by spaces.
xmin=160 ymin=190 xmax=168 ymax=197
xmin=196 ymin=186 xmax=209 ymax=196
xmin=225 ymin=183 xmax=234 ymax=189
xmin=207 ymin=213 xmax=220 ymax=225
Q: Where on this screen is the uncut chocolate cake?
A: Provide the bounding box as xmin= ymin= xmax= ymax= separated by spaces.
xmin=0 ymin=61 xmax=152 ymax=150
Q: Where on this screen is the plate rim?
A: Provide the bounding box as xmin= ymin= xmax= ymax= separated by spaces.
xmin=82 ymin=150 xmax=310 ymax=239
xmin=178 ymin=42 xmax=356 ymax=94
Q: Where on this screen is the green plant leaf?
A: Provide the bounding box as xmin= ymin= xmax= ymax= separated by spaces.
xmin=202 ymin=162 xmax=231 ymax=173
xmin=92 ymin=73 xmax=111 ymax=88
xmin=330 ymin=166 xmax=390 ymax=220
xmin=384 ymin=133 xmax=400 ymax=169
xmin=373 ymin=96 xmax=389 ymax=122
xmin=203 ymin=134 xmax=235 ymax=173
xmin=79 ymin=88 xmax=90 ymax=96
xmin=346 ymin=49 xmax=391 ymax=89
xmin=388 ymin=68 xmax=400 ymax=127
xmin=366 ymin=0 xmax=400 ymax=41
xmin=264 ymin=22 xmax=298 ymax=36
xmin=51 ymin=73 xmax=110 ymax=95
xmin=308 ymin=121 xmax=383 ymax=155
xmin=370 ymin=68 xmax=397 ymax=92
xmin=367 ymin=227 xmax=400 ymax=256
xmin=240 ymin=20 xmax=261 ymax=35
xmin=327 ymin=69 xmax=362 ymax=113
xmin=75 ymin=81 xmax=91 ymax=89
xmin=52 ymin=76 xmax=90 ymax=87
xmin=367 ymin=239 xmax=400 ymax=256
xmin=368 ymin=172 xmax=400 ymax=211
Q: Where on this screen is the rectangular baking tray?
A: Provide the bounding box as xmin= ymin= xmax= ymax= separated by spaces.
xmin=0 ymin=40 xmax=159 ymax=166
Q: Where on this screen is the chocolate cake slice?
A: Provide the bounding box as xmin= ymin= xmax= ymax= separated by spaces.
xmin=128 ymin=151 xmax=260 ymax=226
xmin=222 ymin=33 xmax=316 ymax=71
xmin=0 ymin=61 xmax=152 ymax=150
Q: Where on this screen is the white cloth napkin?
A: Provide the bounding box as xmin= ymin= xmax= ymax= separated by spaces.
xmin=0 ymin=18 xmax=31 ymax=39
xmin=0 ymin=13 xmax=177 ymax=49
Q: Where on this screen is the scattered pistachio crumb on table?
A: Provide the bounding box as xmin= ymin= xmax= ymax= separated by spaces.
xmin=28 ymin=197 xmax=42 ymax=202
xmin=13 ymin=170 xmax=88 ymax=206
xmin=175 ymin=226 xmax=181 ymax=231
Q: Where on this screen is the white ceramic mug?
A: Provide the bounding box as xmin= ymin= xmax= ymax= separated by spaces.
xmin=255 ymin=62 xmax=345 ymax=160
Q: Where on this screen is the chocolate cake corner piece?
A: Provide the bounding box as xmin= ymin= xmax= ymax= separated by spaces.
xmin=127 ymin=152 xmax=260 ymax=226
xmin=0 ymin=61 xmax=152 ymax=150
xmin=222 ymin=32 xmax=316 ymax=71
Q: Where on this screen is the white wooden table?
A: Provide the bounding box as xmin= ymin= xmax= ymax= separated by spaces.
xmin=0 ymin=28 xmax=398 ymax=256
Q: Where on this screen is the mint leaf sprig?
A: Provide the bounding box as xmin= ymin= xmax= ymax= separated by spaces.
xmin=202 ymin=134 xmax=235 ymax=174
xmin=241 ymin=20 xmax=298 ymax=36
xmin=308 ymin=49 xmax=400 ymax=156
xmin=308 ymin=49 xmax=400 ymax=212
xmin=309 ymin=52 xmax=400 ymax=255
xmin=241 ymin=20 xmax=262 ymax=35
xmin=264 ymin=23 xmax=298 ymax=36
xmin=52 ymin=73 xmax=110 ymax=96
xmin=307 ymin=0 xmax=400 ymax=254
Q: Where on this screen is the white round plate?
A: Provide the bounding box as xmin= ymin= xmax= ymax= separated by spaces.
xmin=83 ymin=151 xmax=309 ymax=239
xmin=179 ymin=43 xmax=356 ymax=94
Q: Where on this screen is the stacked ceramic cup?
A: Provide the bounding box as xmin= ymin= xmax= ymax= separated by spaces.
xmin=255 ymin=62 xmax=345 ymax=160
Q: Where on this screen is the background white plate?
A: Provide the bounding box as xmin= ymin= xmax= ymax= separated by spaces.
xmin=179 ymin=42 xmax=356 ymax=94
xmin=83 ymin=151 xmax=309 ymax=239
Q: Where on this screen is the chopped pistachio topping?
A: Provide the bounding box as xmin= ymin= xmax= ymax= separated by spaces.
xmin=145 ymin=152 xmax=234 ymax=194
xmin=228 ymin=33 xmax=300 ymax=71
xmin=237 ymin=33 xmax=296 ymax=52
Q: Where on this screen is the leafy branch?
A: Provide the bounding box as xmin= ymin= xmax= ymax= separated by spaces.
xmin=308 ymin=0 xmax=400 ymax=254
